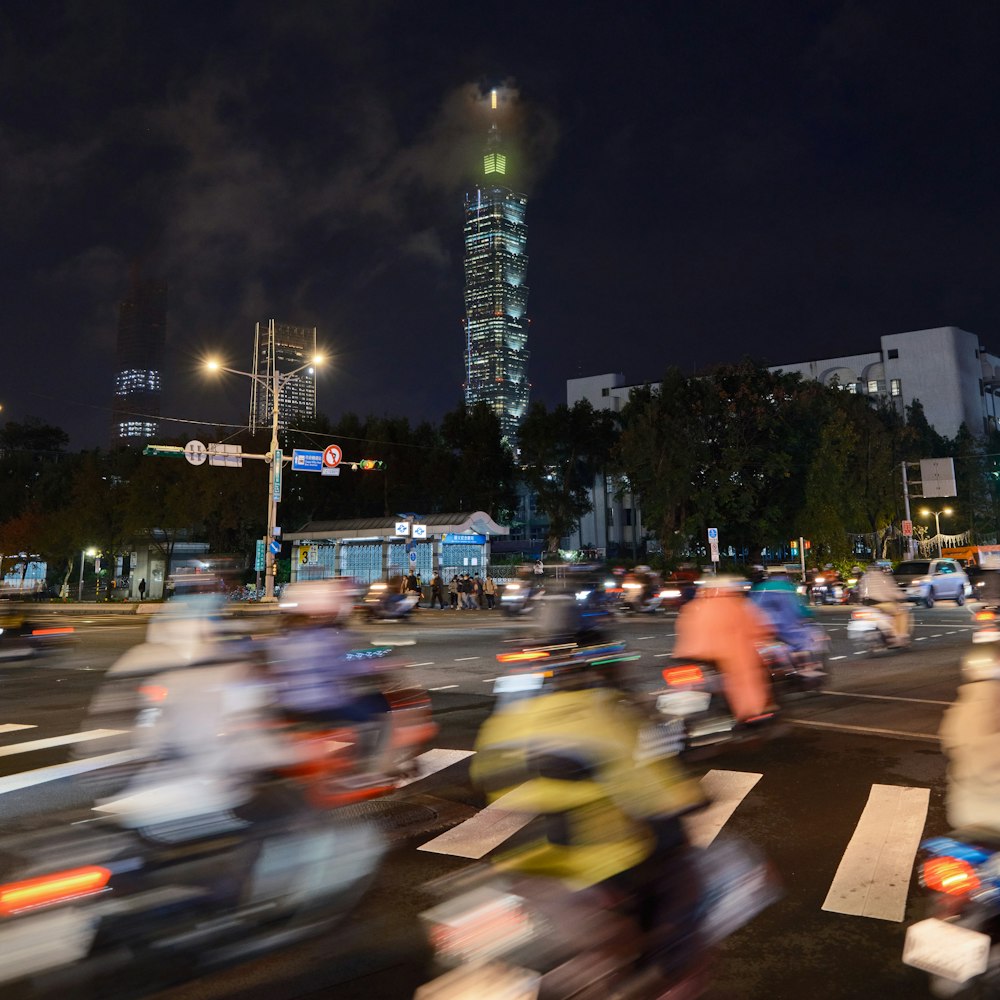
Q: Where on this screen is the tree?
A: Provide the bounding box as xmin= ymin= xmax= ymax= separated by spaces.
xmin=439 ymin=402 xmax=517 ymax=520
xmin=517 ymin=400 xmax=618 ymax=553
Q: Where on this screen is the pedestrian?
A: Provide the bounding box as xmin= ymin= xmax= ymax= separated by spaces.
xmin=406 ymin=570 xmax=421 ymax=606
xmin=484 ymin=575 xmax=497 ymax=610
xmin=534 ymin=558 xmax=544 ymax=578
xmin=473 ymin=574 xmax=484 ymax=609
xmin=430 ymin=571 xmax=445 ymax=609
xmin=449 ymin=575 xmax=459 ymax=609
xmin=460 ymin=573 xmax=474 ymax=610
xmin=138 ymin=578 xmax=147 ymax=601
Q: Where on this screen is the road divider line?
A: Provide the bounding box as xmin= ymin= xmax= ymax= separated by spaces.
xmin=915 ymin=637 xmax=927 ymax=641
xmin=654 ymin=653 xmax=671 ymax=658
xmin=829 ymin=655 xmax=847 ymax=661
xmin=397 ymin=748 xmax=475 ymax=788
xmin=454 ymin=656 xmax=480 ymax=662
xmin=822 ymin=783 xmax=930 ymax=922
xmin=0 ymin=729 xmax=124 ymax=758
xmin=636 ymin=636 xmax=655 ymax=640
xmin=482 ymin=678 xmax=497 ymax=683
xmin=429 ymin=684 xmax=459 ymax=691
xmin=410 ymin=661 xmax=436 ymax=667
xmin=789 ymin=719 xmax=939 ymax=742
xmin=820 ymin=690 xmax=952 ymax=707
xmin=684 ymin=770 xmax=763 ymax=849
xmin=931 ymin=634 xmax=943 ymax=638
xmin=0 ymin=724 xmax=36 ymax=734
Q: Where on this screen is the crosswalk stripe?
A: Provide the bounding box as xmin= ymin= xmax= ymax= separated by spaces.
xmin=822 ymin=783 xmax=930 ymax=922
xmin=0 ymin=729 xmax=124 ymax=758
xmin=0 ymin=724 xmax=37 ymax=734
xmin=684 ymin=770 xmax=763 ymax=849
xmin=397 ymin=748 xmax=475 ymax=788
xmin=418 ymin=787 xmax=535 ymax=859
xmin=0 ymin=749 xmax=144 ymax=795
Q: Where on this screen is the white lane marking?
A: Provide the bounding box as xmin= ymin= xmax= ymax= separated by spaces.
xmin=0 ymin=729 xmax=124 ymax=758
xmin=915 ymin=637 xmax=927 ymax=641
xmin=397 ymin=748 xmax=475 ymax=788
xmin=419 ymin=787 xmax=536 ymax=858
xmin=482 ymin=678 xmax=497 ymax=683
xmin=789 ymin=719 xmax=939 ymax=742
xmin=654 ymin=653 xmax=671 ymax=658
xmin=931 ymin=634 xmax=943 ymax=638
xmin=454 ymin=656 xmax=480 ymax=662
xmin=822 ymin=784 xmax=930 ymax=922
xmin=946 ymin=631 xmax=957 ymax=635
xmin=0 ymin=724 xmax=36 ymax=734
xmin=830 ymin=655 xmax=847 ymax=661
xmin=429 ymin=684 xmax=459 ymax=691
xmin=410 ymin=661 xmax=436 ymax=667
xmin=636 ymin=635 xmax=655 ymax=640
xmin=821 ymin=690 xmax=952 ymax=707
xmin=684 ymin=770 xmax=763 ymax=849
xmin=853 ymin=651 xmax=867 ymax=656
xmin=0 ymin=749 xmax=144 ymax=796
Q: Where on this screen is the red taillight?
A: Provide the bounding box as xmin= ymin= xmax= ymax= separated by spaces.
xmin=139 ymin=683 xmax=169 ymax=703
xmin=851 ymin=609 xmax=875 ymax=620
xmin=976 ymin=610 xmax=997 ymax=623
xmin=497 ymin=650 xmax=550 ymax=663
xmin=29 ymin=627 xmax=75 ymax=636
xmin=922 ymin=856 xmax=981 ymax=896
xmin=0 ymin=866 xmax=111 ymax=916
xmin=663 ymin=665 xmax=705 ymax=686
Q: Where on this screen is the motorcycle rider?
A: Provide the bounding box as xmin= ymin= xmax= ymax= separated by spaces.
xmin=268 ymin=578 xmax=392 ymax=778
xmin=673 ymin=574 xmax=776 ymax=722
xmin=858 ymin=564 xmax=911 ymax=645
xmin=472 ymin=597 xmax=708 ymax=992
xmin=939 ymin=630 xmax=1000 ymax=831
xmin=749 ymin=570 xmax=825 ymax=663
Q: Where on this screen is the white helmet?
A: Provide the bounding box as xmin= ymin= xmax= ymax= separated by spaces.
xmin=279 ymin=578 xmax=355 ymax=622
xmin=697 ymin=574 xmax=749 ymax=593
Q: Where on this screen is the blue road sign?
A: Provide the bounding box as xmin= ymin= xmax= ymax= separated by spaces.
xmin=292 ymin=449 xmax=324 ymax=472
xmin=707 ymin=527 xmax=719 ymax=541
xmin=269 ymin=540 xmax=281 ymax=555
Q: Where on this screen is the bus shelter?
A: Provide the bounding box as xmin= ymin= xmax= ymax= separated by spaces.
xmin=286 ymin=511 xmax=509 ymax=585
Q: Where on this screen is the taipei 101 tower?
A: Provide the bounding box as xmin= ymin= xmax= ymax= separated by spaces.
xmin=462 ymin=88 xmax=530 ymax=446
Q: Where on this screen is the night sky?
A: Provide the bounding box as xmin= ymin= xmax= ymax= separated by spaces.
xmin=4 ymin=1 xmax=1000 ymax=449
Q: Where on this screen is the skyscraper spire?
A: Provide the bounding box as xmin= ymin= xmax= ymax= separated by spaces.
xmin=462 ymin=87 xmax=530 ymax=446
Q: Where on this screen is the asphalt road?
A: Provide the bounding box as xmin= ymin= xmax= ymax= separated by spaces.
xmin=0 ymin=601 xmax=981 ymax=999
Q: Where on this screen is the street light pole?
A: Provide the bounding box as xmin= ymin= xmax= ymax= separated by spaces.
xmin=77 ymin=547 xmax=95 ymax=602
xmin=920 ymin=507 xmax=953 ymax=558
xmin=205 ymin=354 xmax=322 ymax=603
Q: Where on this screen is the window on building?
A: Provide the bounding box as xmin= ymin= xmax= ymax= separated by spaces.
xmin=890 ymin=379 xmax=901 ymax=397
xmin=887 ymin=348 xmax=899 ymax=359
xmin=846 ymin=383 xmax=857 ymax=394
xmin=601 ymin=387 xmax=610 ymax=397
xmin=867 ymin=379 xmax=879 ymax=394
xmin=623 ymin=508 xmax=633 ymax=526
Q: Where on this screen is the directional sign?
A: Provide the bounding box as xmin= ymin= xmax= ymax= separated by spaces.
xmin=395 ymin=521 xmax=411 ymax=536
xmin=185 ymin=440 xmax=207 ymax=466
xmin=269 ymin=540 xmax=281 ymax=555
xmin=323 ymin=444 xmax=343 ymax=469
xmin=408 ymin=549 xmax=417 ymax=564
xmin=412 ymin=523 xmax=428 ymax=539
xmin=292 ymin=449 xmax=324 ymax=472
xmin=272 ymin=449 xmax=283 ymax=502
xmin=707 ymin=527 xmax=719 ymax=541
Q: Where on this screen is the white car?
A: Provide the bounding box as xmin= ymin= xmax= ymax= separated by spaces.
xmin=892 ymin=558 xmax=971 ymax=608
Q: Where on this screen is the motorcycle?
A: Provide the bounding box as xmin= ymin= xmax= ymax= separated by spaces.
xmin=621 ymin=577 xmax=665 ymax=614
xmin=902 ymin=831 xmax=1000 ymax=995
xmin=362 ymin=583 xmax=419 ymax=621
xmin=499 ymin=580 xmax=544 ymax=618
xmin=416 ymin=836 xmax=780 ymax=999
xmin=0 ymin=603 xmax=77 ymax=662
xmin=654 ymin=644 xmax=826 ymax=758
xmin=846 ymin=603 xmax=911 ymax=654
xmin=0 ymin=790 xmax=384 ymax=997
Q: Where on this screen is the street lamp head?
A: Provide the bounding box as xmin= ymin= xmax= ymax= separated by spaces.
xmin=205 ymin=358 xmax=221 ymax=372
xmin=943 ymin=507 xmax=954 ymax=516
xmin=312 ymin=354 xmax=324 ymax=366
xmin=85 ymin=547 xmax=97 ymax=557
xmin=920 ymin=509 xmax=931 ymax=518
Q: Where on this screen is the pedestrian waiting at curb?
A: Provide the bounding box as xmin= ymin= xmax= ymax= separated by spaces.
xmin=484 ymin=575 xmax=496 ymax=610
xmin=430 ymin=571 xmax=445 ymax=609
xmin=448 ymin=575 xmax=459 ymax=609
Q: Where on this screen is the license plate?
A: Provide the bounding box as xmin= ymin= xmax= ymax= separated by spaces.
xmin=0 ymin=907 xmax=98 ymax=982
xmin=903 ymin=918 xmax=992 ymax=983
xmin=656 ymin=690 xmax=712 ymax=716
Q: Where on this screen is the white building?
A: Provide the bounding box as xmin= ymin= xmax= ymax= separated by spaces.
xmin=565 ymin=373 xmax=649 ymax=557
xmin=771 ymin=326 xmax=1000 ymax=439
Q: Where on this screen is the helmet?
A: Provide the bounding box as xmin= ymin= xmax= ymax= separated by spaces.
xmin=279 ymin=578 xmax=355 ymax=622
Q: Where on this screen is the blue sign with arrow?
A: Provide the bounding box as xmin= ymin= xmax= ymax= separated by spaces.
xmin=292 ymin=449 xmax=324 ymax=472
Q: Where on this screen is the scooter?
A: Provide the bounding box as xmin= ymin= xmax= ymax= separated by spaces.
xmin=847 ymin=603 xmax=911 ymax=654
xmin=363 ymin=583 xmax=419 ymax=621
xmin=0 ymin=788 xmax=384 ymax=996
xmin=499 ymin=580 xmax=544 ymax=617
xmin=903 ymin=831 xmax=1000 ymax=995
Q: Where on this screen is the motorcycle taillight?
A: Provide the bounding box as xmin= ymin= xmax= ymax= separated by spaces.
xmin=663 ymin=664 xmax=705 ymax=686
xmin=921 ymin=856 xmax=981 ymax=896
xmin=0 ymin=866 xmax=111 ymax=916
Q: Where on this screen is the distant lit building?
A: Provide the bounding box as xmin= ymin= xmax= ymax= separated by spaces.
xmin=463 ymin=89 xmax=530 ymax=445
xmin=111 ymin=266 xmax=167 ymax=444
xmin=250 ymin=320 xmax=318 ymax=434
xmin=771 ymin=326 xmax=1000 ymax=439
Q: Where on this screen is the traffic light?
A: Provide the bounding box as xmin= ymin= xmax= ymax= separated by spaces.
xmin=352 ymin=459 xmax=384 ymax=471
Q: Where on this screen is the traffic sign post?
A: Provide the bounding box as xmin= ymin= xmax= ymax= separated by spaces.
xmin=707 ymin=528 xmax=719 ymax=568
xmin=185 ymin=440 xmax=207 ymax=466
xmin=323 ymin=444 xmax=343 ymax=469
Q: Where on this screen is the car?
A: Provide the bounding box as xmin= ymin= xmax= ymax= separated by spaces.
xmin=892 ymin=558 xmax=971 ymax=608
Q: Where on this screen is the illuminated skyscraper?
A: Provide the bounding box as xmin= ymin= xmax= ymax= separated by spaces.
xmin=463 ymin=89 xmax=529 ymax=444
xmin=111 ymin=265 xmax=167 ymax=445
xmin=250 ymin=320 xmax=318 ymax=434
